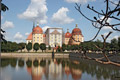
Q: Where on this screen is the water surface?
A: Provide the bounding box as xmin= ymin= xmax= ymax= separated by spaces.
xmin=1 ymin=57 xmax=120 ymax=80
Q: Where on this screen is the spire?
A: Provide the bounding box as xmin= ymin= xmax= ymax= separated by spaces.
xmin=76 ymin=24 xmax=78 ymax=28
xmin=67 ymin=29 xmax=69 ymax=32
xmin=32 ymin=22 xmax=35 ymax=31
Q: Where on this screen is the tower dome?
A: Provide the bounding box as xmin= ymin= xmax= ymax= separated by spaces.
xmin=65 ymin=29 xmax=71 ymax=38
xmin=72 ymin=24 xmax=82 ymax=35
xmin=32 ymin=24 xmax=43 ymax=34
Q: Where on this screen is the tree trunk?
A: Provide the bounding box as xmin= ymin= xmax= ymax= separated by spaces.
xmin=102 ymin=50 xmax=110 ymax=62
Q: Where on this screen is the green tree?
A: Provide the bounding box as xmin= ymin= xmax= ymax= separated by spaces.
xmin=118 ymin=37 xmax=120 ymax=51
xmin=1 ymin=0 xmax=9 ymax=42
xmin=62 ymin=44 xmax=66 ymax=52
xmin=18 ymin=43 xmax=26 ymax=52
xmin=26 ymin=42 xmax=32 ymax=52
xmin=1 ymin=41 xmax=19 ymax=52
xmin=66 ymin=45 xmax=71 ymax=51
xmin=57 ymin=46 xmax=61 ymax=52
xmin=48 ymin=45 xmax=51 ymax=50
xmin=40 ymin=43 xmax=46 ymax=52
xmin=33 ymin=43 xmax=39 ymax=52
xmin=110 ymin=38 xmax=118 ymax=51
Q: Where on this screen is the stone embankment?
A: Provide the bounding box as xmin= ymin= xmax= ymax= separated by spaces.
xmin=1 ymin=53 xmax=69 ymax=58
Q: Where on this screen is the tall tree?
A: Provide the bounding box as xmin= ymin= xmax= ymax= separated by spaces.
xmin=62 ymin=44 xmax=66 ymax=52
xmin=40 ymin=43 xmax=46 ymax=52
xmin=33 ymin=43 xmax=39 ymax=52
xmin=48 ymin=45 xmax=51 ymax=50
xmin=18 ymin=43 xmax=26 ymax=52
xmin=1 ymin=0 xmax=9 ymax=42
xmin=118 ymin=37 xmax=120 ymax=51
xmin=26 ymin=42 xmax=32 ymax=52
xmin=110 ymin=38 xmax=118 ymax=51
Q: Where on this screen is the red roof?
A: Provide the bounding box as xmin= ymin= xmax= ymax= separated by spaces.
xmin=26 ymin=32 xmax=32 ymax=40
xmin=65 ymin=32 xmax=71 ymax=38
xmin=33 ymin=26 xmax=43 ymax=34
xmin=43 ymin=34 xmax=46 ymax=37
xmin=72 ymin=28 xmax=82 ymax=35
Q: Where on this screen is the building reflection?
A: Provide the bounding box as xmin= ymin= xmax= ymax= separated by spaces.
xmin=26 ymin=59 xmax=45 ymax=80
xmin=65 ymin=66 xmax=71 ymax=80
xmin=26 ymin=58 xmax=82 ymax=80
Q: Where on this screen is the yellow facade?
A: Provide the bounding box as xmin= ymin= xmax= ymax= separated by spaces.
xmin=49 ymin=34 xmax=62 ymax=47
xmin=65 ymin=38 xmax=70 ymax=45
xmin=32 ymin=34 xmax=43 ymax=44
xmin=70 ymin=35 xmax=83 ymax=45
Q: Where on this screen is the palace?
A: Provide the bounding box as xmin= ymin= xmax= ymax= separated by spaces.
xmin=26 ymin=23 xmax=84 ymax=47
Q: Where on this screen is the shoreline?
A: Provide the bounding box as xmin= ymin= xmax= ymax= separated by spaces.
xmin=1 ymin=53 xmax=69 ymax=58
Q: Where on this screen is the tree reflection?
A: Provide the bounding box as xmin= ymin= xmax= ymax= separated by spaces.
xmin=1 ymin=58 xmax=119 ymax=80
xmin=26 ymin=59 xmax=32 ymax=68
xmin=10 ymin=58 xmax=17 ymax=68
xmin=40 ymin=60 xmax=46 ymax=67
xmin=1 ymin=58 xmax=10 ymax=67
xmin=18 ymin=59 xmax=24 ymax=68
xmin=33 ymin=59 xmax=39 ymax=67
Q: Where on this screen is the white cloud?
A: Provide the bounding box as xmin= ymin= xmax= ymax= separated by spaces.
xmin=25 ymin=32 xmax=30 ymax=36
xmin=2 ymin=21 xmax=14 ymax=29
xmin=18 ymin=0 xmax=48 ymax=24
xmin=113 ymin=35 xmax=119 ymax=39
xmin=65 ymin=0 xmax=95 ymax=3
xmin=42 ymin=26 xmax=51 ymax=32
xmin=14 ymin=32 xmax=25 ymax=42
xmin=102 ymin=26 xmax=112 ymax=30
xmin=51 ymin=7 xmax=74 ymax=24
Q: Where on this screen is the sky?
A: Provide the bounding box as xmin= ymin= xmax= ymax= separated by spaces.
xmin=1 ymin=0 xmax=120 ymax=43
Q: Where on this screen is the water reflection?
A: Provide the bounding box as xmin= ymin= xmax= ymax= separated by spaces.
xmin=1 ymin=57 xmax=120 ymax=80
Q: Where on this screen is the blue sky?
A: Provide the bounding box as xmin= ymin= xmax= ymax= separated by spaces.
xmin=1 ymin=0 xmax=120 ymax=43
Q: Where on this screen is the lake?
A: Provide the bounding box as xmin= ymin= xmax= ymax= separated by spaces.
xmin=1 ymin=57 xmax=120 ymax=80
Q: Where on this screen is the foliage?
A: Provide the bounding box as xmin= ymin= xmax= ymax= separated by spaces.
xmin=57 ymin=46 xmax=61 ymax=52
xmin=33 ymin=43 xmax=39 ymax=52
xmin=48 ymin=45 xmax=51 ymax=50
xmin=118 ymin=37 xmax=120 ymax=51
xmin=26 ymin=42 xmax=32 ymax=52
xmin=63 ymin=37 xmax=120 ymax=52
xmin=40 ymin=43 xmax=46 ymax=52
xmin=1 ymin=41 xmax=19 ymax=52
xmin=1 ymin=0 xmax=9 ymax=42
xmin=62 ymin=44 xmax=66 ymax=51
xmin=110 ymin=38 xmax=119 ymax=51
xmin=18 ymin=43 xmax=26 ymax=52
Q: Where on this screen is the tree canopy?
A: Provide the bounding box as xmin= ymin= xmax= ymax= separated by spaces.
xmin=40 ymin=43 xmax=46 ymax=52
xmin=33 ymin=43 xmax=39 ymax=52
xmin=26 ymin=42 xmax=32 ymax=52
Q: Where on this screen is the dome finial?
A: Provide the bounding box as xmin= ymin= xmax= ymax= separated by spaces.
xmin=67 ymin=29 xmax=69 ymax=32
xmin=37 ymin=22 xmax=39 ymax=26
xmin=76 ymin=24 xmax=78 ymax=28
